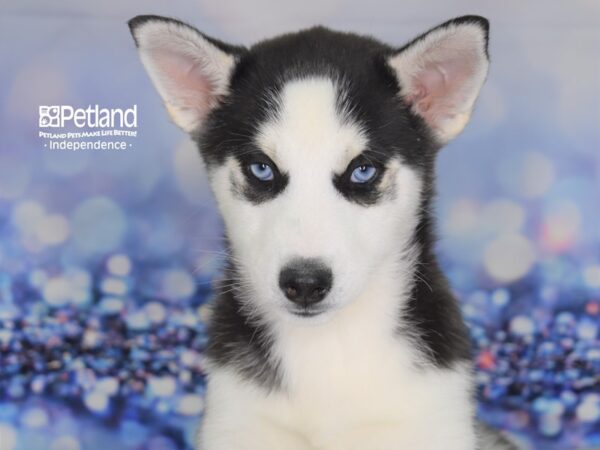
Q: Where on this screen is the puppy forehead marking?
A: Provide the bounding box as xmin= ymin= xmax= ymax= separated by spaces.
xmin=256 ymin=77 xmax=367 ymax=166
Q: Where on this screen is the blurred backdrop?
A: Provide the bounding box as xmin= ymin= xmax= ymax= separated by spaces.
xmin=0 ymin=1 xmax=599 ymax=449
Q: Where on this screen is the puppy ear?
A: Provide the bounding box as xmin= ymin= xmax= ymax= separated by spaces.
xmin=128 ymin=15 xmax=245 ymax=133
xmin=387 ymin=16 xmax=489 ymax=144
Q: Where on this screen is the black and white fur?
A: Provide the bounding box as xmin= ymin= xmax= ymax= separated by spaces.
xmin=129 ymin=15 xmax=516 ymax=450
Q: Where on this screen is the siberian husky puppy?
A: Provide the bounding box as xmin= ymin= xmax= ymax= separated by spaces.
xmin=129 ymin=14 xmax=516 ymax=450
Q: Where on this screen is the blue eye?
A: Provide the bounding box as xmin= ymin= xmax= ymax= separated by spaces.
xmin=350 ymin=165 xmax=377 ymax=183
xmin=249 ymin=162 xmax=274 ymax=181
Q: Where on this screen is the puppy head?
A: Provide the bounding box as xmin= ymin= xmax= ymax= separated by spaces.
xmin=129 ymin=16 xmax=489 ymax=321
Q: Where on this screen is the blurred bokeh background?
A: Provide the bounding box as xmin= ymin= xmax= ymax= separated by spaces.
xmin=0 ymin=1 xmax=599 ymax=449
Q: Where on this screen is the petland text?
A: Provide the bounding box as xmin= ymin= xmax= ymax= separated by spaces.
xmin=39 ymin=105 xmax=137 ymax=128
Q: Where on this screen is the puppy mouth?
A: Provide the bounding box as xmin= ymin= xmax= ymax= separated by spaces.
xmin=289 ymin=306 xmax=326 ymax=318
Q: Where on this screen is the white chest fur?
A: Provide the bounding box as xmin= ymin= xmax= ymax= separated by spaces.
xmin=199 ymin=276 xmax=477 ymax=450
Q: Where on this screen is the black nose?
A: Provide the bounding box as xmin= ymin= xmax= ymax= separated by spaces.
xmin=279 ymin=258 xmax=333 ymax=307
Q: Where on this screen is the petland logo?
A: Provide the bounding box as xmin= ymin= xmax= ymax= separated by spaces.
xmin=39 ymin=104 xmax=138 ymax=151
xmin=39 ymin=105 xmax=137 ymax=128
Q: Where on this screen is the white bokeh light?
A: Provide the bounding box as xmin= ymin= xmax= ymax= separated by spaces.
xmin=484 ymin=234 xmax=536 ymax=283
xmin=509 ymin=315 xmax=535 ymax=336
xmin=519 ymin=152 xmax=556 ymax=199
xmin=0 ymin=423 xmax=17 ymax=450
xmin=96 ymin=377 xmax=119 ymax=396
xmin=20 ymin=407 xmax=49 ymax=428
xmin=106 ymin=254 xmax=132 ymax=277
xmin=498 ymin=152 xmax=556 ymax=200
xmin=11 ymin=200 xmax=45 ymax=233
xmin=145 ymin=301 xmax=166 ymax=324
xmin=34 ymin=213 xmax=70 ymax=246
xmin=583 ymin=265 xmax=600 ymax=289
xmin=177 ymin=394 xmax=204 ymax=416
xmin=50 ymin=435 xmax=81 ymax=450
xmin=100 ymin=277 xmax=128 ymax=296
xmin=84 ymin=390 xmax=109 ymax=413
xmin=43 ymin=276 xmax=72 ymax=307
xmin=148 ymin=376 xmax=176 ymax=398
xmin=576 ymin=394 xmax=600 ymax=423
xmin=162 ymin=268 xmax=196 ymax=301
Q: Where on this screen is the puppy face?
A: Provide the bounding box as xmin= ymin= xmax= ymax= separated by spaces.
xmin=208 ymin=76 xmax=424 ymax=320
xmin=129 ymin=16 xmax=489 ymax=321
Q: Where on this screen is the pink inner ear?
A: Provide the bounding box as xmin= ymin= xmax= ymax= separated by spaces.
xmin=409 ymin=54 xmax=478 ymax=124
xmin=153 ymin=49 xmax=217 ymax=122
